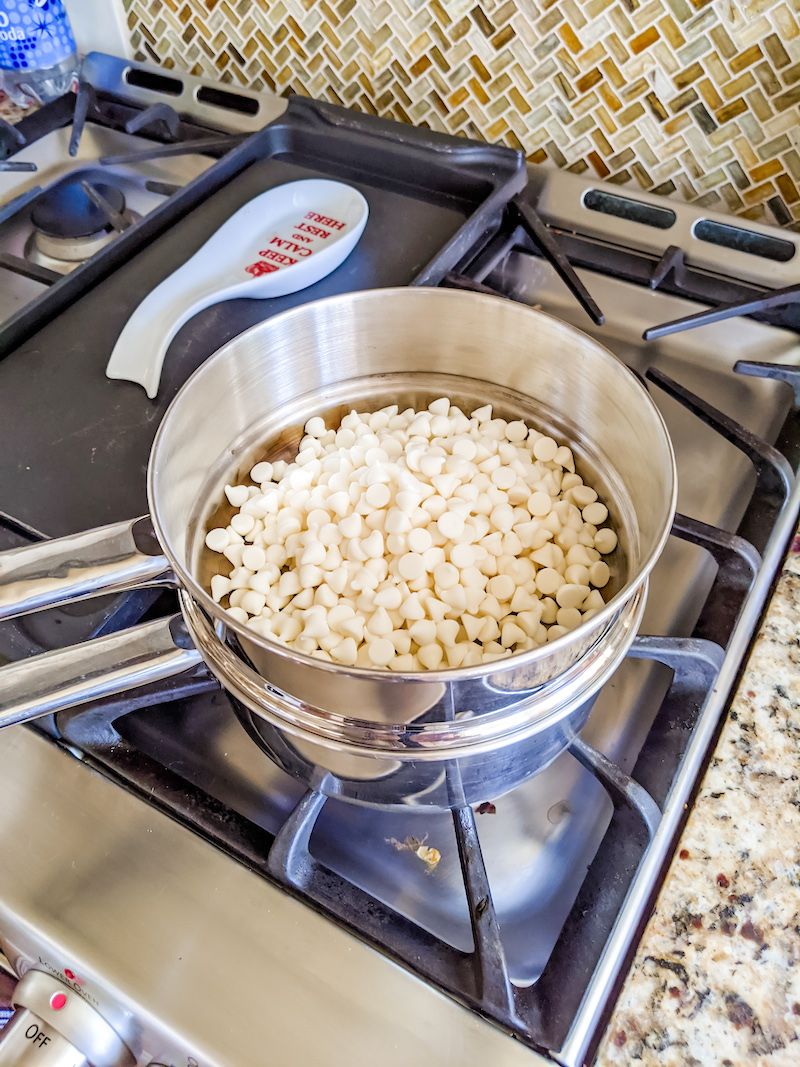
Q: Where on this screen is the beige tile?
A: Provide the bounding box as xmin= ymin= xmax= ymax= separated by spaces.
xmin=123 ymin=0 xmax=800 ymax=223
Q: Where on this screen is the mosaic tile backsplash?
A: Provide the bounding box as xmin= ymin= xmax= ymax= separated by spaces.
xmin=124 ymin=0 xmax=800 ymax=228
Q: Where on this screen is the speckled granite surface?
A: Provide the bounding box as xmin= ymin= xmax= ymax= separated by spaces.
xmin=597 ymin=530 xmax=800 ymax=1067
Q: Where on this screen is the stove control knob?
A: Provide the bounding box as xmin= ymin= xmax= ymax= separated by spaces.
xmin=0 ymin=971 xmax=134 ymax=1067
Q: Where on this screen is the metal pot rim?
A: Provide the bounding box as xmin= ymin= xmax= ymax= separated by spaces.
xmin=148 ymin=287 xmax=676 ymax=684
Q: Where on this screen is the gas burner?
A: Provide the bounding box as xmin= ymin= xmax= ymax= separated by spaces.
xmin=25 ymin=176 xmax=139 ymax=274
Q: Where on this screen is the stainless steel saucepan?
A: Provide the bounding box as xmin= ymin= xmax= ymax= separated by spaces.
xmin=0 ymin=288 xmax=676 ymax=809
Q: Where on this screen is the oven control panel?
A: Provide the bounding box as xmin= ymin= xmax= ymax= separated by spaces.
xmin=0 ymin=971 xmax=134 ymax=1067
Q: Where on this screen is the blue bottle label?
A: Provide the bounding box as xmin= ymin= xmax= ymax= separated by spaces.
xmin=0 ymin=0 xmax=76 ymax=71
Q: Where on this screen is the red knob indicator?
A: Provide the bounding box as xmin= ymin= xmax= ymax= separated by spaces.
xmin=50 ymin=993 xmax=68 ymax=1011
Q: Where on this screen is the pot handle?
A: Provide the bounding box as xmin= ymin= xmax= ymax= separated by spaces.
xmin=0 ymin=615 xmax=201 ymax=729
xmin=0 ymin=515 xmax=172 ymax=622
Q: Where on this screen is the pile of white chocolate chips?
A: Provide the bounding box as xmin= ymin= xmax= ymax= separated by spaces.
xmin=204 ymin=399 xmax=618 ymax=670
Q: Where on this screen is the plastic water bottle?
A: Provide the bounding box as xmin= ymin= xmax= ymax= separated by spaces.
xmin=0 ymin=0 xmax=79 ymax=107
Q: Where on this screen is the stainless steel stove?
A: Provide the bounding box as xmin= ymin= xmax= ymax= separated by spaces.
xmin=0 ymin=52 xmax=798 ymax=1067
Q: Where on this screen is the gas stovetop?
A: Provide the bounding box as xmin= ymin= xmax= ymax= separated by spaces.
xmin=0 ymin=52 xmax=798 ymax=1067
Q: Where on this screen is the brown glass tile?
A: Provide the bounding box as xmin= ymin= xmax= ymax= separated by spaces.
xmin=695 ymin=78 xmax=721 ymax=110
xmin=669 ymin=87 xmax=698 ymax=112
xmin=596 ymin=83 xmax=620 ymax=113
xmin=536 ymin=8 xmax=562 ymax=34
xmin=451 ymin=16 xmax=471 ymax=42
xmin=663 ymin=111 xmax=693 ymax=135
xmin=553 ymin=72 xmax=576 ymax=102
xmin=529 ymin=148 xmax=547 ymax=164
xmin=470 ymin=55 xmax=491 ymax=82
xmin=556 ymin=47 xmax=580 ymax=77
xmin=620 ymin=76 xmax=646 ymax=101
xmin=470 ymin=5 xmax=494 ymax=37
xmin=628 ymin=161 xmax=651 ymax=188
xmin=630 ymin=26 xmax=658 ymax=53
xmin=773 ymin=85 xmax=800 ymax=111
xmin=776 ymin=173 xmax=800 ymax=204
xmin=751 ymin=158 xmax=783 ymax=183
xmin=587 ymin=150 xmax=609 ymax=176
xmin=428 ymin=45 xmax=449 ymax=72
xmin=746 ymin=87 xmax=773 ymax=122
xmin=410 ymin=55 xmax=432 ymax=77
xmin=468 ymin=76 xmax=489 ymax=105
xmin=564 ymin=157 xmax=587 ymax=174
xmin=784 ymin=149 xmax=800 ymax=182
xmin=595 ymin=105 xmax=616 ymax=135
xmin=754 ymin=60 xmax=781 ymax=96
xmin=709 ymin=23 xmax=736 ymax=60
xmin=618 ymin=101 xmax=645 ymax=126
xmin=658 ymin=14 xmax=685 ymax=48
xmin=576 ymin=67 xmax=602 ymax=93
xmin=601 ymin=57 xmax=625 ymax=89
xmin=558 ymin=23 xmax=582 ymax=53
xmin=569 ymin=89 xmax=597 ymax=117
xmin=728 ymin=43 xmax=762 ymax=74
xmin=781 ymin=60 xmax=800 ymax=86
xmin=491 ymin=24 xmax=515 ymax=49
xmin=716 ymin=97 xmax=747 ymax=123
xmin=485 ymin=115 xmax=507 ymax=139
xmin=767 ymin=194 xmax=792 ymax=225
xmin=545 ymin=140 xmax=566 ymax=166
xmin=506 ymin=86 xmax=529 ymax=114
xmin=651 ymin=178 xmax=677 ymax=195
xmin=720 ymin=71 xmax=755 ymax=100
xmin=764 ymin=33 xmax=791 ymax=69
xmin=605 ymin=31 xmax=629 ymax=64
xmin=585 ymin=0 xmax=614 ymax=17
xmin=743 ymin=180 xmax=776 ymax=205
xmin=504 ymin=129 xmax=524 ymax=152
xmin=609 ymin=146 xmax=635 ymax=169
xmin=608 ymin=169 xmax=633 ymax=185
xmin=495 ymin=0 xmax=516 ymax=26
xmin=673 ymin=61 xmax=703 ymax=89
xmin=717 ymin=181 xmax=743 ymax=211
xmin=680 ymin=148 xmax=702 ymax=179
xmin=645 ymin=91 xmax=668 ymax=121
xmin=592 ymin=126 xmax=613 ymax=154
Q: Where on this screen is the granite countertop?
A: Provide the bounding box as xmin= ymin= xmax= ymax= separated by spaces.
xmin=597 ymin=530 xmax=800 ymax=1066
